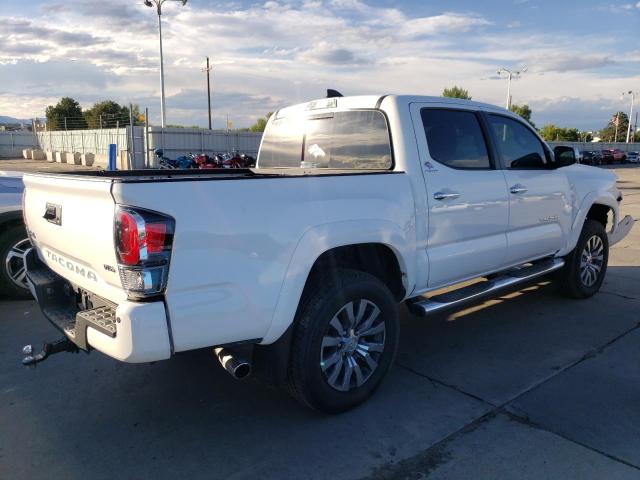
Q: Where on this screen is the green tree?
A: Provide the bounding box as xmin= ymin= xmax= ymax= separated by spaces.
xmin=509 ymin=104 xmax=535 ymax=128
xmin=442 ymin=86 xmax=471 ymax=100
xmin=84 ymin=101 xmax=143 ymax=128
xmin=249 ymin=112 xmax=274 ymax=132
xmin=599 ymin=112 xmax=629 ymax=142
xmin=45 ymin=97 xmax=86 ymax=130
xmin=539 ymin=124 xmax=580 ymax=142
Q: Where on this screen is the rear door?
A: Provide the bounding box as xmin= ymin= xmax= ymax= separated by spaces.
xmin=410 ymin=103 xmax=510 ymax=288
xmin=484 ymin=113 xmax=572 ymax=265
xmin=22 ymin=174 xmax=124 ymax=303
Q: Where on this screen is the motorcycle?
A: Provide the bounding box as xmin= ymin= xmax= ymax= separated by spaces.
xmin=155 ymin=149 xmax=255 ymax=170
xmin=155 ymin=149 xmax=177 ymax=169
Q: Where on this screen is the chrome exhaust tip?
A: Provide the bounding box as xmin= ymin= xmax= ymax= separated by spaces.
xmin=214 ymin=347 xmax=252 ymax=379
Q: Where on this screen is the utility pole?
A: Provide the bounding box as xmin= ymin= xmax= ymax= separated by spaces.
xmin=497 ymin=67 xmax=527 ymax=109
xmin=614 ymin=112 xmax=619 ymax=142
xmin=623 ymin=91 xmax=636 ymax=143
xmin=202 ymin=56 xmax=213 ymax=130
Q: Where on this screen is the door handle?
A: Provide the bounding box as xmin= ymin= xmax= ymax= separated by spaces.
xmin=433 ymin=191 xmax=460 ymax=201
xmin=510 ymin=184 xmax=528 ymax=194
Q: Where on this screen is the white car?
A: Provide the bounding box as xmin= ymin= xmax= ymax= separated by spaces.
xmin=0 ymin=171 xmax=31 ymax=299
xmin=626 ymin=151 xmax=639 ymax=163
xmin=21 ymin=95 xmax=634 ymax=412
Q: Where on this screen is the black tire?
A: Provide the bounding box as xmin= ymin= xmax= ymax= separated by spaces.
xmin=558 ymin=219 xmax=609 ymax=299
xmin=0 ymin=224 xmax=32 ymax=300
xmin=288 ymin=269 xmax=399 ymax=413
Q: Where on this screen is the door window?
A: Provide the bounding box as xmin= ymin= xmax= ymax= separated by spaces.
xmin=488 ymin=115 xmax=547 ymax=169
xmin=421 ymin=109 xmax=491 ymax=169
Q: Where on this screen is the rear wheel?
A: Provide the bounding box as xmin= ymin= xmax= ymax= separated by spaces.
xmin=557 ymin=219 xmax=608 ymax=299
xmin=0 ymin=225 xmax=32 ymax=300
xmin=288 ymin=269 xmax=399 ymax=413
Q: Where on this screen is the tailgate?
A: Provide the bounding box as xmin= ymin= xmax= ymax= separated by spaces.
xmin=23 ymin=174 xmax=126 ymax=303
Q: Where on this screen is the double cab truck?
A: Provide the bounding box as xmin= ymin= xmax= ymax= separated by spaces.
xmin=21 ymin=95 xmax=634 ymax=413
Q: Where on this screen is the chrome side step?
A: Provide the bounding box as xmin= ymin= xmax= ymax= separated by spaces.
xmin=407 ymin=258 xmax=565 ymax=316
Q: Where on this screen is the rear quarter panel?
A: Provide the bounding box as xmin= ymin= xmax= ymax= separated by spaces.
xmin=112 ymin=173 xmax=416 ymax=350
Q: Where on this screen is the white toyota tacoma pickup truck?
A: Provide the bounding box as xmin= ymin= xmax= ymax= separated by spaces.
xmin=21 ymin=95 xmax=634 ymax=412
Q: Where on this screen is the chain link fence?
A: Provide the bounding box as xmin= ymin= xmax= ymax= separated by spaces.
xmin=3 ymin=126 xmax=263 ymax=167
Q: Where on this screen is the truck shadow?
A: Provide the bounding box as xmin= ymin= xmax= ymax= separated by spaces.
xmin=2 ymin=267 xmax=638 ymax=479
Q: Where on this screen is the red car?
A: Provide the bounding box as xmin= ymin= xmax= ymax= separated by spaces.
xmin=602 ymin=149 xmax=626 ymax=164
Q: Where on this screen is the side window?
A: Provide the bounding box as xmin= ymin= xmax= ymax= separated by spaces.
xmin=488 ymin=115 xmax=547 ymax=169
xmin=421 ymin=109 xmax=491 ymax=169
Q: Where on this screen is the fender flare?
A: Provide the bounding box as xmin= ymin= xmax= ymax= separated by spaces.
xmin=561 ymin=191 xmax=618 ymax=256
xmin=261 ymin=219 xmax=414 ymax=344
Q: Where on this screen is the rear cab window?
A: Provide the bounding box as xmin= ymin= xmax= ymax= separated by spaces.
xmin=258 ymin=110 xmax=393 ymax=170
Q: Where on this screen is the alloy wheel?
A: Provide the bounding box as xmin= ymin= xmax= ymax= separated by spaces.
xmin=5 ymin=238 xmax=30 ymax=290
xmin=580 ymin=235 xmax=604 ymax=287
xmin=320 ymin=299 xmax=386 ymax=392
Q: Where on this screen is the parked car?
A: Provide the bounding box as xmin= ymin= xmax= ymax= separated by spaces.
xmin=625 ymin=151 xmax=639 ymax=163
xmin=580 ymin=151 xmax=603 ymax=166
xmin=602 ymin=148 xmax=626 ymax=164
xmin=20 ymin=94 xmax=634 ymax=412
xmin=0 ymin=171 xmax=31 ymax=299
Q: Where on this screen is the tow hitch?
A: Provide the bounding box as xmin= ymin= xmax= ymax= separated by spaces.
xmin=22 ymin=338 xmax=79 ymax=367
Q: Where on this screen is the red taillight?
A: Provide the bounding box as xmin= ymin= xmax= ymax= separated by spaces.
xmin=114 ymin=207 xmax=175 ymax=299
xmin=115 ymin=210 xmax=173 ymax=265
xmin=145 ymin=222 xmax=167 ymax=255
xmin=116 ymin=210 xmax=140 ymax=265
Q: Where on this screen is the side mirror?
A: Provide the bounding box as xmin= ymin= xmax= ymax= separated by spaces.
xmin=553 ymin=146 xmax=576 ymax=168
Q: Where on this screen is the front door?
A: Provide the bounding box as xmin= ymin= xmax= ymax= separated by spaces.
xmin=485 ymin=113 xmax=572 ymax=265
xmin=411 ymin=104 xmax=510 ymax=288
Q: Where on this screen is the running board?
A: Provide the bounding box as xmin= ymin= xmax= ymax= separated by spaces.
xmin=407 ymin=258 xmax=565 ymax=316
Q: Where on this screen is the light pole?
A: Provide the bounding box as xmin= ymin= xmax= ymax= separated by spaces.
xmin=497 ymin=67 xmax=527 ymax=109
xmin=143 ymin=0 xmax=188 ymax=128
xmin=622 ymin=91 xmax=636 ymax=143
xmin=202 ymin=57 xmax=213 ymax=130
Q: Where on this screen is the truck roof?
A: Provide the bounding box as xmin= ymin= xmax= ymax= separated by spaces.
xmin=275 ymin=94 xmax=508 ymax=118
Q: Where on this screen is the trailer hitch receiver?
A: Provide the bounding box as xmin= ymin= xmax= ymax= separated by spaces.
xmin=22 ymin=338 xmax=79 ymax=367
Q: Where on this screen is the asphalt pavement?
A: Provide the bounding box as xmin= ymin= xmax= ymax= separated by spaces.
xmin=0 ymin=166 xmax=639 ymax=480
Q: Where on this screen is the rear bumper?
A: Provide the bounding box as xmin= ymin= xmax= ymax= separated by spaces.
xmin=25 ymin=248 xmax=171 ymax=363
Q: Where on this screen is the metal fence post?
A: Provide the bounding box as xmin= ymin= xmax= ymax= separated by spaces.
xmin=116 ymin=121 xmax=119 ymax=160
xmin=145 ymin=108 xmax=150 ymax=168
xmin=129 ymin=103 xmax=134 ymax=169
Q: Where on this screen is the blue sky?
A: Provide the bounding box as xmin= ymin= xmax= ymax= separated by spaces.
xmin=1 ymin=0 xmax=639 ymax=130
